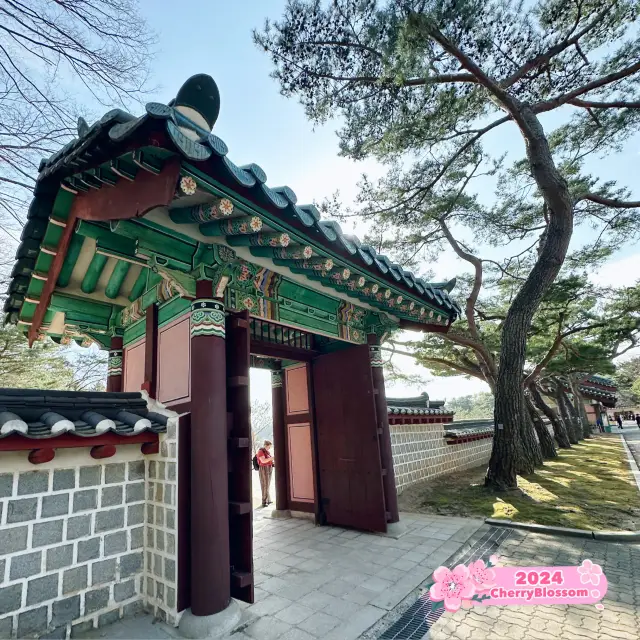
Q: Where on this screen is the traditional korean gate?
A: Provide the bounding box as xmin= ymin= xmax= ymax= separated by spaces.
xmin=226 ymin=310 xmax=254 ymax=603
xmin=312 ymin=344 xmax=387 ymax=532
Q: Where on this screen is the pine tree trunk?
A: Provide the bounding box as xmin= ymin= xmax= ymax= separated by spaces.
xmin=561 ymin=387 xmax=584 ymax=442
xmin=519 ymin=393 xmax=544 ymax=471
xmin=487 ymin=104 xmax=574 ymax=491
xmin=529 ymin=384 xmax=571 ymax=449
xmin=555 ymin=390 xmax=580 ymax=444
xmin=524 ymin=393 xmax=557 ymax=459
xmin=486 ymin=390 xmax=523 ymax=491
xmin=569 ymin=375 xmax=592 ymax=439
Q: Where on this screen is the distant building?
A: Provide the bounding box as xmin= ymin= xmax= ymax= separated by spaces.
xmin=577 ymin=375 xmax=617 ymax=425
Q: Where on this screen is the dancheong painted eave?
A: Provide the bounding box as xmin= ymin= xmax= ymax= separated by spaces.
xmin=4 ymin=73 xmax=461 ymax=344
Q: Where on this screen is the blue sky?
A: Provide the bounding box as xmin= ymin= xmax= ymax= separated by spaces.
xmin=103 ymin=2 xmax=640 ymax=403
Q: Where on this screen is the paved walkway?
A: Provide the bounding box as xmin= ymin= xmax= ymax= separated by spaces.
xmin=427 ymin=529 xmax=640 ymax=640
xmin=77 ymin=511 xmax=483 ymax=639
xmin=78 ymin=430 xmax=640 ymax=639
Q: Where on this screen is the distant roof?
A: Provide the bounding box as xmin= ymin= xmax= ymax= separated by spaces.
xmin=386 ymin=391 xmax=447 ymax=410
xmin=4 ymin=74 xmax=461 ymax=335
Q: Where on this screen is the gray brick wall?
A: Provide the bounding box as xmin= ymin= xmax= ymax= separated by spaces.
xmin=391 ymin=422 xmax=493 ymax=492
xmin=0 ymin=460 xmax=146 ymax=638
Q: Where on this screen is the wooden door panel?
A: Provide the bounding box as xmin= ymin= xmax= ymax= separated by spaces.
xmin=123 ymin=339 xmax=145 ymax=392
xmin=157 ymin=315 xmax=190 ymax=405
xmin=287 ymin=423 xmax=314 ymax=502
xmin=312 ymin=345 xmax=386 ymax=532
xmin=226 ymin=311 xmax=253 ymax=604
xmin=285 ymin=363 xmax=309 ymax=414
xmin=283 ymin=363 xmax=316 ymax=513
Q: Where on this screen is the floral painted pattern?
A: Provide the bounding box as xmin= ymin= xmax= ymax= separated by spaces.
xmin=179 ymin=176 xmax=197 ymax=195
xmin=219 ymin=198 xmax=234 ymax=216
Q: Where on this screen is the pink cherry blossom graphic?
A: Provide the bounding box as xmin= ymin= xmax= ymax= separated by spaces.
xmin=429 ymin=564 xmax=476 ymax=612
xmin=577 ymin=559 xmax=603 ymax=586
xmin=468 ymin=559 xmax=497 ymax=593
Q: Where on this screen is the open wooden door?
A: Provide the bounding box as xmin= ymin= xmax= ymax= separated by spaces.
xmin=312 ymin=344 xmax=387 ymax=532
xmin=226 ymin=310 xmax=254 ymax=603
xmin=283 ymin=363 xmax=316 ymax=514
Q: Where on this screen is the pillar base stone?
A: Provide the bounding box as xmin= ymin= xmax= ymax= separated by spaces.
xmin=269 ymin=508 xmax=291 ymax=519
xmin=378 ymin=521 xmax=408 ymax=540
xmin=178 ymin=600 xmax=242 ymax=639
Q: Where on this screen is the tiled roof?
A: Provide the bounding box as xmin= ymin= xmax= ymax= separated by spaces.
xmin=386 ymin=391 xmax=447 ymax=411
xmin=582 ymin=375 xmax=616 ymax=388
xmin=388 ymin=407 xmax=451 ymax=416
xmin=0 ymin=389 xmax=167 ymax=439
xmin=4 ymin=74 xmax=461 ymax=326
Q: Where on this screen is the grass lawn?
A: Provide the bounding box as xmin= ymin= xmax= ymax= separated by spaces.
xmin=397 ymin=435 xmax=640 ymax=531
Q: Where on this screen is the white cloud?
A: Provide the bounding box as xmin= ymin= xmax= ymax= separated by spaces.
xmin=590 ymin=253 xmax=640 ymax=288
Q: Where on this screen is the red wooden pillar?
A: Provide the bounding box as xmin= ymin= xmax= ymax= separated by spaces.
xmin=271 ymin=367 xmax=289 ymax=511
xmin=142 ymin=303 xmax=158 ymax=398
xmin=106 ymin=336 xmax=123 ymax=392
xmin=189 ymin=283 xmax=230 ymax=616
xmin=368 ymin=334 xmax=400 ymax=524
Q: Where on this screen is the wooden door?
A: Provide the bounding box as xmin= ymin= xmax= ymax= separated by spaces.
xmin=283 ymin=363 xmax=316 ymax=513
xmin=312 ymin=344 xmax=387 ymax=532
xmin=226 ymin=311 xmax=254 ymax=603
xmin=177 ymin=413 xmax=191 ymax=612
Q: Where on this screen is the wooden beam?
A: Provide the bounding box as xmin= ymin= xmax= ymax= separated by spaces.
xmin=169 ymin=197 xmax=235 ymax=224
xmin=250 ymin=245 xmax=313 ymax=260
xmin=142 ymin=304 xmax=158 ymax=398
xmin=28 ymin=198 xmax=80 ymax=345
xmin=226 ymin=232 xmax=291 ymax=247
xmin=398 ymin=318 xmax=451 ymax=333
xmin=129 ymin=268 xmax=148 ymax=302
xmin=105 ymin=260 xmax=131 ymax=299
xmin=56 ymin=233 xmax=85 ymax=288
xmin=74 ymin=156 xmax=180 ymax=222
xmin=199 ymin=215 xmax=263 ymax=237
xmin=249 ymin=340 xmax=318 ymax=362
xmin=80 ymin=253 xmax=108 ymax=294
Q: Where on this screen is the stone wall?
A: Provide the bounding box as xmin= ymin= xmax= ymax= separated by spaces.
xmin=0 ymin=402 xmax=179 ymax=639
xmin=0 ymin=454 xmax=146 ymax=639
xmin=142 ymin=399 xmax=179 ymax=626
xmin=391 ymin=422 xmax=493 ymax=492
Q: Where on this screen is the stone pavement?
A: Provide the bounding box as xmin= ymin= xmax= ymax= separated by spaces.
xmin=622 ymin=425 xmax=640 ymax=467
xmin=234 ymin=511 xmax=483 ymax=640
xmin=76 ymin=511 xmax=484 ymax=639
xmin=427 ymin=530 xmax=640 ymax=640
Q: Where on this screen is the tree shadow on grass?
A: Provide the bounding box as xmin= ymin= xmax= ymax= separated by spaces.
xmin=397 ymin=436 xmax=640 ymax=531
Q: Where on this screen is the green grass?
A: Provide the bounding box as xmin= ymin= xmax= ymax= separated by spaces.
xmin=398 ymin=436 xmax=640 ymax=531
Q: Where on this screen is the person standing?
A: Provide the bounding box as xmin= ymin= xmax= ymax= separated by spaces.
xmin=616 ymin=414 xmax=623 ymax=430
xmin=257 ymin=440 xmax=274 ymax=507
xmin=636 ymin=414 xmax=640 ymax=428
